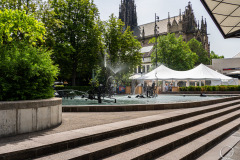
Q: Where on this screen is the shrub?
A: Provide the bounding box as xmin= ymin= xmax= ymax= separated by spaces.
xmin=179 ymin=85 xmax=240 ymax=92
xmin=55 ymin=86 xmax=92 ymax=92
xmin=0 ymin=44 xmax=58 ymax=101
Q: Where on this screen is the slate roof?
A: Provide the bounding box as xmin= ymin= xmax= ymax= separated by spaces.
xmin=133 ymin=16 xmax=181 ymax=39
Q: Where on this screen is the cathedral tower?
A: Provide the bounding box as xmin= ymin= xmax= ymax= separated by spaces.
xmin=119 ymin=0 xmax=137 ymax=30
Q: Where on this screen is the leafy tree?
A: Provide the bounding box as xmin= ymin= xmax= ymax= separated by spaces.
xmin=49 ymin=0 xmax=102 ymax=86
xmin=0 ymin=9 xmax=45 ymax=45
xmin=187 ymin=38 xmax=210 ymax=65
xmin=103 ymin=14 xmax=142 ymax=83
xmin=0 ymin=9 xmax=58 ymax=101
xmin=150 ymin=33 xmax=197 ymax=71
xmin=210 ymin=51 xmax=224 ymax=59
xmin=0 ymin=0 xmax=42 ymax=14
xmin=210 ymin=51 xmax=224 ymax=64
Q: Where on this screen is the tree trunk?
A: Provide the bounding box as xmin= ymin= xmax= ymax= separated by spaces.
xmin=72 ymin=69 xmax=77 ymax=86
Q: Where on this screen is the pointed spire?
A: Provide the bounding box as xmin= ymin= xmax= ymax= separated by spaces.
xmin=142 ymin=27 xmax=145 ymax=38
xmin=168 ymin=12 xmax=171 ymax=26
xmin=198 ymin=20 xmax=199 ymax=29
xmin=179 ymin=9 xmax=182 ymax=22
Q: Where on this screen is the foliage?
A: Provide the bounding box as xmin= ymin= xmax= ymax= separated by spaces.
xmin=0 ymin=43 xmax=58 ymax=101
xmin=100 ymin=14 xmax=142 ymax=85
xmin=103 ymin=14 xmax=142 ymax=69
xmin=54 ymin=86 xmax=92 ymax=92
xmin=150 ymin=33 xmax=198 ymax=71
xmin=49 ymin=0 xmax=102 ymax=86
xmin=0 ymin=9 xmax=58 ymax=101
xmin=187 ymin=38 xmax=210 ymax=65
xmin=54 ymin=85 xmax=64 ymax=88
xmin=0 ymin=0 xmax=41 ymax=14
xmin=210 ymin=51 xmax=224 ymax=64
xmin=0 ymin=9 xmax=45 ymax=45
xmin=179 ymin=85 xmax=240 ymax=92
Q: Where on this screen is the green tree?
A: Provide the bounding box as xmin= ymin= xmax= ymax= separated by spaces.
xmin=0 ymin=9 xmax=58 ymax=101
xmin=103 ymin=14 xmax=142 ymax=81
xmin=150 ymin=33 xmax=197 ymax=71
xmin=210 ymin=51 xmax=224 ymax=64
xmin=187 ymin=38 xmax=210 ymax=65
xmin=49 ymin=0 xmax=102 ymax=86
xmin=0 ymin=0 xmax=42 ymax=14
xmin=0 ymin=9 xmax=45 ymax=45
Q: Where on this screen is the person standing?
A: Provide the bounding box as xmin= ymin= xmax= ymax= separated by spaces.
xmin=165 ymin=83 xmax=168 ymax=92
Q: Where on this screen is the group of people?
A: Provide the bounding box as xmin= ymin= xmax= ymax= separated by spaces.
xmin=164 ymin=83 xmax=173 ymax=92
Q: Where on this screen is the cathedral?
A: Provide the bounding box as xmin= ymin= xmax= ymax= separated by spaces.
xmin=119 ymin=0 xmax=210 ymax=73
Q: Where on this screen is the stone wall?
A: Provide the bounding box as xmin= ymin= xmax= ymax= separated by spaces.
xmin=0 ymin=98 xmax=62 ymax=137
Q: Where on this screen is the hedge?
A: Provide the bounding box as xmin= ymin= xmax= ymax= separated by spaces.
xmin=54 ymin=86 xmax=92 ymax=92
xmin=179 ymin=85 xmax=240 ymax=92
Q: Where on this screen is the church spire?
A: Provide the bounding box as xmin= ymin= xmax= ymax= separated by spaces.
xmin=168 ymin=12 xmax=171 ymax=26
xmin=179 ymin=9 xmax=182 ymax=22
xmin=119 ymin=0 xmax=138 ymax=30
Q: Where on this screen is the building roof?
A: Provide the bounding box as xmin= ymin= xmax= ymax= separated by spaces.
xmin=133 ymin=16 xmax=181 ymax=39
xmin=233 ymin=52 xmax=240 ymax=58
xmin=201 ymin=0 xmax=240 ymax=38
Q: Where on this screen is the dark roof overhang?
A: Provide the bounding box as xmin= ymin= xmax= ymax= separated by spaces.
xmin=201 ymin=0 xmax=240 ymax=38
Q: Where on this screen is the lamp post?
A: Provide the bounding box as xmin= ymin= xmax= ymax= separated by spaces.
xmin=154 ymin=13 xmax=160 ymax=68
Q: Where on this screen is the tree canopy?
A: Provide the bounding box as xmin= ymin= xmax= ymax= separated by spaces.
xmin=0 ymin=9 xmax=58 ymax=101
xmin=103 ymin=14 xmax=142 ymax=72
xmin=0 ymin=9 xmax=45 ymax=45
xmin=150 ymin=33 xmax=198 ymax=71
xmin=48 ymin=0 xmax=102 ymax=86
xmin=187 ymin=38 xmax=210 ymax=65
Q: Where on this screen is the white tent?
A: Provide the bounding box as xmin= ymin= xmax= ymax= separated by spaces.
xmin=134 ymin=64 xmax=238 ymax=86
xmin=137 ymin=65 xmax=179 ymax=80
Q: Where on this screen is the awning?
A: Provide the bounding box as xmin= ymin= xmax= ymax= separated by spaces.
xmin=201 ymin=0 xmax=240 ymax=38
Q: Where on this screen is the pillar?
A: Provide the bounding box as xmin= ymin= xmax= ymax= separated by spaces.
xmin=163 ymin=80 xmax=165 ymax=92
xmin=175 ymin=80 xmax=178 ymax=87
xmin=186 ymin=80 xmax=190 ymax=87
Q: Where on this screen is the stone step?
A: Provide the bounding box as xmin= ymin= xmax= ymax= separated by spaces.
xmin=156 ymin=119 xmax=240 ymax=160
xmin=196 ymin=130 xmax=240 ymax=160
xmin=103 ymin=111 xmax=240 ymax=160
xmin=34 ymin=105 xmax=240 ymax=160
xmin=1 ymin=99 xmax=240 ymax=160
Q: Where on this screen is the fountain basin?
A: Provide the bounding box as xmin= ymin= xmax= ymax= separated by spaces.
xmin=62 ymin=95 xmax=240 ymax=112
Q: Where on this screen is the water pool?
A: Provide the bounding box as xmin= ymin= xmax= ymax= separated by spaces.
xmin=62 ymin=95 xmax=231 ymax=106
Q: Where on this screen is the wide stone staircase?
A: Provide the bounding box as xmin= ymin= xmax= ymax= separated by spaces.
xmin=1 ymin=97 xmax=240 ymax=160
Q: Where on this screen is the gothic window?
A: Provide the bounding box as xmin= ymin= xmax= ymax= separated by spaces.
xmin=138 ymin=66 xmax=141 ymax=73
xmin=135 ymin=68 xmax=137 ymax=73
xmin=197 ymin=37 xmax=201 ymax=42
xmin=142 ymin=66 xmax=145 ymax=73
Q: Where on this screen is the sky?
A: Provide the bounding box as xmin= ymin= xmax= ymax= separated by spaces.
xmin=94 ymin=0 xmax=240 ymax=58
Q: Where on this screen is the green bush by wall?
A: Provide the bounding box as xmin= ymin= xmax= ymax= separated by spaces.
xmin=54 ymin=86 xmax=92 ymax=92
xmin=0 ymin=45 xmax=58 ymax=101
xmin=179 ymin=85 xmax=240 ymax=92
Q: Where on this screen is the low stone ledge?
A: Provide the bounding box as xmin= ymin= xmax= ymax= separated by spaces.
xmin=0 ymin=98 xmax=62 ymax=137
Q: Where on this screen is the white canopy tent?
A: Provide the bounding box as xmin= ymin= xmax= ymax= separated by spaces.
xmin=132 ymin=64 xmax=238 ymax=88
